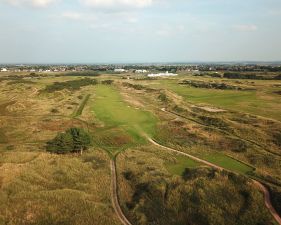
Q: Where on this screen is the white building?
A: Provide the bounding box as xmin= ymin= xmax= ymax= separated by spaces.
xmin=147 ymin=71 xmax=178 ymax=77
xmin=135 ymin=69 xmax=148 ymax=73
xmin=114 ymin=69 xmax=126 ymax=73
xmin=1 ymin=68 xmax=8 ymax=72
xmin=192 ymin=70 xmax=202 ymax=75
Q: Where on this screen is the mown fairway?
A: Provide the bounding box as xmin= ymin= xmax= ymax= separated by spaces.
xmin=91 ymin=85 xmax=157 ymax=152
xmin=199 ymin=152 xmax=254 ymax=174
xmin=165 ymin=155 xmax=200 ymax=175
xmin=149 ymin=79 xmax=281 ymax=121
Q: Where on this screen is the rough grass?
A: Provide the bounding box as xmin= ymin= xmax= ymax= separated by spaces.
xmin=0 ymin=150 xmax=122 ymax=225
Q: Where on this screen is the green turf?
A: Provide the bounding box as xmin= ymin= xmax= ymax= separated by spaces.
xmin=200 ymin=152 xmax=254 ymax=175
xmin=92 ymin=85 xmax=157 ymax=147
xmin=165 ymin=155 xmax=200 ymax=175
xmin=150 ymin=79 xmax=281 ymax=121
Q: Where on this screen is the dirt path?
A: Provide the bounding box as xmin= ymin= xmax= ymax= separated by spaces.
xmin=110 ymin=159 xmax=133 ymax=225
xmin=147 ymin=138 xmax=281 ymax=225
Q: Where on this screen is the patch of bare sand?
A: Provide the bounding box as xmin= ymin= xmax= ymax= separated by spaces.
xmin=192 ymin=105 xmax=226 ymax=113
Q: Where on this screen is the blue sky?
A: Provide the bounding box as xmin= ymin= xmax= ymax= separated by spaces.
xmin=0 ymin=0 xmax=281 ymax=63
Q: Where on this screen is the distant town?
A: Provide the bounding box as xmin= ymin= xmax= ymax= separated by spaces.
xmin=1 ymin=63 xmax=281 ymax=76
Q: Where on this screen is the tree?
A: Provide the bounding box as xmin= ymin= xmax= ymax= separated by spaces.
xmin=46 ymin=128 xmax=91 ymax=154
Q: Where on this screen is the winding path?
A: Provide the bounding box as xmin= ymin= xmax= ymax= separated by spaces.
xmin=147 ymin=138 xmax=281 ymax=225
xmin=110 ymin=159 xmax=133 ymax=225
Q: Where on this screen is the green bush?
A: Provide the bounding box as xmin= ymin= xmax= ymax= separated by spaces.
xmin=43 ymin=78 xmax=98 ymax=93
xmin=101 ymin=80 xmax=114 ymax=85
xmin=46 ymin=128 xmax=92 ymax=154
xmin=158 ymin=93 xmax=168 ymax=102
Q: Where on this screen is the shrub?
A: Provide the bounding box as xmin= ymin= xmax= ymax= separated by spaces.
xmin=64 ymin=71 xmax=100 ymax=77
xmin=46 ymin=128 xmax=92 ymax=154
xmin=50 ymin=108 xmax=59 ymax=113
xmin=272 ymin=132 xmax=281 ymax=147
xmin=43 ymin=78 xmax=98 ymax=93
xmin=158 ymin=93 xmax=168 ymax=102
xmin=101 ymin=80 xmax=114 ymax=85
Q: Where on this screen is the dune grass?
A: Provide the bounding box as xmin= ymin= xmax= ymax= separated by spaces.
xmin=0 ymin=150 xmax=122 ymax=225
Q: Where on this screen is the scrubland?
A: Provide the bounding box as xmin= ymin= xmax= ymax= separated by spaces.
xmin=0 ymin=71 xmax=280 ymax=225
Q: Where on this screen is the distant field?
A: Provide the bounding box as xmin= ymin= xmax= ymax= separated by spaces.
xmin=91 ymin=85 xmax=157 ymax=152
xmin=148 ymin=79 xmax=281 ymax=121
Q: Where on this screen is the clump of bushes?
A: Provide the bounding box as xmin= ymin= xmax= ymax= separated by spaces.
xmin=123 ymin=82 xmax=145 ymax=90
xmin=122 ymin=82 xmax=157 ymax=92
xmin=179 ymin=80 xmax=245 ymax=90
xmin=198 ymin=115 xmax=229 ymax=130
xmin=46 ymin=128 xmax=92 ymax=154
xmin=158 ymin=93 xmax=168 ymax=102
xmin=269 ymin=187 xmax=281 ymax=216
xmin=63 ymin=71 xmax=100 ymax=77
xmin=173 ymin=105 xmax=184 ymax=113
xmin=273 ymin=131 xmax=281 ymax=147
xmin=216 ymin=137 xmax=247 ymax=153
xmin=7 ymin=80 xmax=35 ymax=85
xmin=223 ymin=72 xmax=281 ymax=80
xmin=101 ymin=80 xmax=114 ymax=85
xmin=50 ymin=108 xmax=59 ymax=113
xmin=124 ymin=166 xmax=275 ymax=225
xmin=43 ymin=78 xmax=98 ymax=92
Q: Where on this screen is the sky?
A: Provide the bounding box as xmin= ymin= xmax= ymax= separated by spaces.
xmin=0 ymin=0 xmax=281 ymax=63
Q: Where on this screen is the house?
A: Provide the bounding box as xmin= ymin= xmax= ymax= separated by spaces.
xmin=147 ymin=71 xmax=178 ymax=77
xmin=1 ymin=68 xmax=8 ymax=72
xmin=114 ymin=69 xmax=126 ymax=73
xmin=192 ymin=70 xmax=202 ymax=75
xmin=135 ymin=69 xmax=148 ymax=73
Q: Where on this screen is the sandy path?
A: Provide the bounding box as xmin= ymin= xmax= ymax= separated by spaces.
xmin=110 ymin=160 xmax=133 ymax=225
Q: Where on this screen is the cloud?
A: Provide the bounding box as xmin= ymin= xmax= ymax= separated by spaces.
xmin=4 ymin=0 xmax=58 ymax=7
xmin=61 ymin=11 xmax=82 ymax=20
xmin=80 ymin=0 xmax=153 ymax=9
xmin=268 ymin=9 xmax=281 ymax=16
xmin=233 ymin=24 xmax=258 ymax=32
xmin=155 ymin=24 xmax=185 ymax=37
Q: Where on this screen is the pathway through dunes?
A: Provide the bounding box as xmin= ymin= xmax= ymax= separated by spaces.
xmin=111 ymin=159 xmax=133 ymax=225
